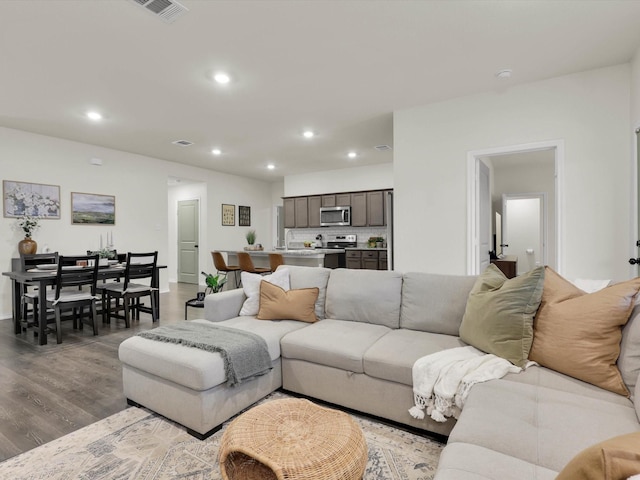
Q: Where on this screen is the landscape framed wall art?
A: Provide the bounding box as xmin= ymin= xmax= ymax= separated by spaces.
xmin=3 ymin=180 xmax=61 ymax=218
xmin=71 ymin=192 xmax=116 ymax=225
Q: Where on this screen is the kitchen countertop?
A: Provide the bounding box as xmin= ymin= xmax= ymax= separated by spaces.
xmin=222 ymin=249 xmax=344 ymax=257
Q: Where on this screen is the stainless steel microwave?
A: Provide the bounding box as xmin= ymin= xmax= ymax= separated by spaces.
xmin=320 ymin=206 xmax=351 ymax=226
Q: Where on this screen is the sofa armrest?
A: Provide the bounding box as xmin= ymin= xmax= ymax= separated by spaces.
xmin=203 ymin=289 xmax=246 ymax=322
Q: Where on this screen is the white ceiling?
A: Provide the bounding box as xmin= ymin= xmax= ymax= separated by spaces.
xmin=1 ymin=0 xmax=640 ymax=182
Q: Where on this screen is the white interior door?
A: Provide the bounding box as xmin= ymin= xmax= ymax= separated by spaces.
xmin=478 ymin=161 xmax=491 ymax=272
xmin=503 ymin=194 xmax=545 ymax=275
xmin=178 ymin=199 xmax=199 ymax=284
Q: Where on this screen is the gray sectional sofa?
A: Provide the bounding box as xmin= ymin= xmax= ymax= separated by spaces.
xmin=118 ymin=265 xmax=640 ymax=479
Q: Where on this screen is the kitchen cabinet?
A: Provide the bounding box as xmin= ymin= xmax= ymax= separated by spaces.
xmin=346 ymin=250 xmax=362 ymax=269
xmin=294 ymin=197 xmax=308 ymax=228
xmin=367 ymin=191 xmax=385 ymax=226
xmin=283 ymin=198 xmax=296 ymax=228
xmin=379 ymin=250 xmax=388 ymax=270
xmin=351 ymin=192 xmax=367 ymax=227
xmin=308 ymin=196 xmax=322 ymax=228
xmin=362 ymin=250 xmax=379 ymax=270
xmin=321 ymin=195 xmax=336 ymax=207
xmin=336 ymin=194 xmax=351 ymax=206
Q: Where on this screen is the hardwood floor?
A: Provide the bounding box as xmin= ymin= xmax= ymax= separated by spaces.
xmin=0 ymin=282 xmax=203 ymax=462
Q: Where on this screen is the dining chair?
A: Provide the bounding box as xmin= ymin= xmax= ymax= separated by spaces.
xmin=45 ymin=254 xmax=100 ymax=344
xmin=268 ymin=253 xmax=285 ymax=272
xmin=19 ymin=252 xmax=59 ymax=333
xmin=101 ymin=252 xmax=158 ymax=327
xmin=237 ymin=252 xmax=271 ymax=275
xmin=212 ymin=251 xmax=241 ymax=288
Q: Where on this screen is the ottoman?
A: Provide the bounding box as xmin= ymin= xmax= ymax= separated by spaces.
xmin=219 ymin=398 xmax=368 ymax=480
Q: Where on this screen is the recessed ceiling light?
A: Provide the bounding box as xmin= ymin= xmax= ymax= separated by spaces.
xmin=86 ymin=111 xmax=103 ymax=121
xmin=496 ymin=69 xmax=513 ymax=79
xmin=348 ymin=151 xmax=357 ymax=159
xmin=267 ymin=164 xmax=275 ymax=170
xmin=303 ymin=130 xmax=314 ymax=139
xmin=211 ymin=148 xmax=222 ymax=156
xmin=213 ymin=72 xmax=231 ymax=84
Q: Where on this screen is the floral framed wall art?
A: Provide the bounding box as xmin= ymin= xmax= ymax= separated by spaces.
xmin=222 ymin=203 xmax=235 ymax=226
xmin=238 ymin=205 xmax=251 ymax=226
xmin=71 ymin=192 xmax=116 ymax=225
xmin=3 ymin=180 xmax=61 ymax=218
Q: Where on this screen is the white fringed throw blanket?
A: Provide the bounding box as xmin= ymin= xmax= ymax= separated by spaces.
xmin=409 ymin=346 xmax=522 ymax=422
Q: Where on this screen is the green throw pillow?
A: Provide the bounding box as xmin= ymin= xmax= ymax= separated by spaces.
xmin=459 ymin=264 xmax=545 ymax=368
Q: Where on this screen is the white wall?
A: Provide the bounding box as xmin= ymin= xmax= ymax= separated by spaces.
xmin=632 ymin=46 xmax=640 ymax=128
xmin=0 ymin=127 xmax=273 ymax=318
xmin=284 ymin=163 xmax=393 ymax=197
xmin=394 ymin=64 xmax=632 ymax=280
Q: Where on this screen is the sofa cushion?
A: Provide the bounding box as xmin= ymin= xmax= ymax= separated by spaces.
xmin=459 ymin=264 xmax=545 ymax=368
xmin=217 ymin=317 xmax=309 ymax=359
xmin=257 ymin=281 xmax=319 ymax=323
xmin=325 ymin=269 xmax=403 ymax=328
xmin=278 ymin=265 xmax=331 ymax=320
xmin=280 ymin=319 xmax=391 ymax=373
xmin=239 ymin=268 xmax=290 ymax=316
xmin=555 ymin=432 xmax=640 ymax=480
xmin=363 ymin=329 xmax=465 ymax=386
xmin=529 ymin=267 xmax=640 ymax=396
xmin=435 ymin=442 xmax=558 ymax=480
xmin=502 ymin=365 xmax=633 ymax=407
xmin=400 ymin=272 xmax=477 ymax=335
xmin=619 ymin=304 xmax=640 ymax=394
xmin=448 ymin=379 xmax=639 ymax=473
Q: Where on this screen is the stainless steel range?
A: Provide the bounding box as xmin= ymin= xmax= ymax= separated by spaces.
xmin=325 ymin=234 xmax=357 ymax=249
xmin=324 ymin=234 xmax=356 ymax=268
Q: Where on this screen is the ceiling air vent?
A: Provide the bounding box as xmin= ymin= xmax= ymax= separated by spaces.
xmin=130 ymin=0 xmax=188 ymax=24
xmin=374 ymin=145 xmax=392 ymax=151
xmin=172 ymin=140 xmax=194 ymax=147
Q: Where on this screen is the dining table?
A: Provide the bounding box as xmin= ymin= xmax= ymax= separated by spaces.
xmin=3 ymin=261 xmax=166 ymax=345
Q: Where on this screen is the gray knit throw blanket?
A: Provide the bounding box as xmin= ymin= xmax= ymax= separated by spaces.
xmin=137 ymin=322 xmax=272 ymax=387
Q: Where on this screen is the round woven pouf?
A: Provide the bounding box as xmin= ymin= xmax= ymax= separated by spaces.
xmin=219 ymin=398 xmax=368 ymax=480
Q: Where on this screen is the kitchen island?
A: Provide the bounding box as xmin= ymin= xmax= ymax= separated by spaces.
xmin=221 ymin=249 xmax=344 ymax=269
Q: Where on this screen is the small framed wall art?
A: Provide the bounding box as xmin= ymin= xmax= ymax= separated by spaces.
xmin=3 ymin=180 xmax=61 ymax=218
xmin=71 ymin=192 xmax=116 ymax=225
xmin=222 ymin=203 xmax=235 ymax=226
xmin=238 ymin=205 xmax=251 ymax=226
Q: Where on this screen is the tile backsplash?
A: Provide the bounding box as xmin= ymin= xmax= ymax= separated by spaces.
xmin=286 ymin=226 xmax=387 ymax=248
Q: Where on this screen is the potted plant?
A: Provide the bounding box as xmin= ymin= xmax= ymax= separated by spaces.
xmin=201 ymin=271 xmax=227 ymax=294
xmin=16 ymin=215 xmax=40 ymax=254
xmin=246 ymin=230 xmax=256 ymax=245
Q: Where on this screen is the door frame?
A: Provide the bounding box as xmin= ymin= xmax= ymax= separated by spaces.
xmin=466 ymin=139 xmax=564 ymax=275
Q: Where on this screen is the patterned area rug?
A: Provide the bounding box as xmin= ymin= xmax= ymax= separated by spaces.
xmin=0 ymin=391 xmax=443 ymax=479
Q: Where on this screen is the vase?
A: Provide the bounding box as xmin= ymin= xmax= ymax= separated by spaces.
xmin=18 ymin=237 xmax=37 ymax=255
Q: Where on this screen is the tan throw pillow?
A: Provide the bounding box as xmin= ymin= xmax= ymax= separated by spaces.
xmin=257 ymin=280 xmax=319 ymax=323
xmin=529 ymin=267 xmax=640 ymax=396
xmin=459 ymin=264 xmax=545 ymax=368
xmin=556 ymin=432 xmax=640 ymax=480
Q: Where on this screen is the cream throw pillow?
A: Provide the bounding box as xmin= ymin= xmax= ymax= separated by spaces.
xmin=529 ymin=267 xmax=640 ymax=396
xmin=556 ymin=432 xmax=640 ymax=480
xmin=257 ymin=281 xmax=319 ymax=323
xmin=239 ymin=268 xmax=290 ymax=316
xmin=459 ymin=264 xmax=545 ymax=368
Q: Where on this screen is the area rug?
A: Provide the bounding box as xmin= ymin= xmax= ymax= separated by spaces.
xmin=0 ymin=392 xmax=443 ymax=479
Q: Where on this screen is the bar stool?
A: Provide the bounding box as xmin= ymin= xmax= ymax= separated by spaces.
xmin=269 ymin=253 xmax=285 ymax=272
xmin=212 ymin=251 xmax=242 ymax=288
xmin=237 ymin=252 xmax=271 ymax=275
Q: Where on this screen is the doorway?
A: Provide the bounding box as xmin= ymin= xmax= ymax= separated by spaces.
xmin=177 ymin=199 xmax=199 ymax=284
xmin=502 ymin=193 xmax=546 ymax=275
xmin=467 ymin=140 xmax=563 ymax=275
